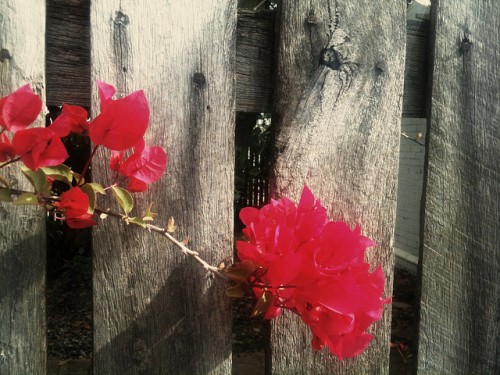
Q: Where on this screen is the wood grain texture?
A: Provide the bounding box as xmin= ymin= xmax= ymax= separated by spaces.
xmin=269 ymin=1 xmax=405 ymax=374
xmin=46 ymin=0 xmax=90 ymax=107
xmin=44 ymin=5 xmax=427 ymax=116
xmin=403 ymin=20 xmax=429 ymax=118
xmin=417 ymin=1 xmax=500 ymax=373
xmin=90 ymin=1 xmax=236 ymax=374
xmin=0 ymin=1 xmax=46 ymax=374
xmin=236 ymin=10 xmax=275 ymax=113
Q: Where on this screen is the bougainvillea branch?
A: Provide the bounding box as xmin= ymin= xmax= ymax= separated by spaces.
xmin=77 ymin=144 xmax=99 ymax=186
xmin=0 ymin=83 xmax=388 ymax=360
xmin=93 ymin=207 xmax=227 ymax=280
xmin=3 ymin=182 xmax=226 ymax=280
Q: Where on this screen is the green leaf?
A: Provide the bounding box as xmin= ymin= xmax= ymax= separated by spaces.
xmin=127 ymin=217 xmax=146 ymax=228
xmin=81 ymin=183 xmax=106 ymax=214
xmin=86 ymin=183 xmax=106 ymax=195
xmin=73 ymin=172 xmax=85 ymax=186
xmin=0 ymin=176 xmax=10 ymax=187
xmin=0 ymin=187 xmax=13 ymax=202
xmin=165 ymin=216 xmax=176 ymax=232
xmin=21 ymin=166 xmax=51 ymax=194
xmin=143 ymin=203 xmax=157 ymax=222
xmin=13 ymin=192 xmax=38 ymax=205
xmin=40 ymin=165 xmax=73 ymax=186
xmin=111 ymin=186 xmax=134 ymax=215
xmin=81 ymin=184 xmax=96 ymax=214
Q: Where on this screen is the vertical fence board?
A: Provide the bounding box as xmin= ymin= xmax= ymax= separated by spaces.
xmin=236 ymin=10 xmax=276 ymax=113
xmin=91 ymin=1 xmax=236 ymax=374
xmin=270 ymin=1 xmax=405 ymax=373
xmin=417 ymin=1 xmax=500 ymax=373
xmin=0 ymin=1 xmax=46 ymax=374
xmin=46 ymin=0 xmax=90 ymax=107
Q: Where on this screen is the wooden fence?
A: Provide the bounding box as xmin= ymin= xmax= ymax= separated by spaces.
xmin=0 ymin=0 xmax=498 ymax=374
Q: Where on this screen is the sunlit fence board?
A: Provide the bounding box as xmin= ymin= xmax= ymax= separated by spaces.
xmin=270 ymin=0 xmax=406 ymax=373
xmin=90 ymin=1 xmax=236 ymax=373
xmin=417 ymin=0 xmax=500 ymax=373
xmin=0 ymin=1 xmax=47 ymax=374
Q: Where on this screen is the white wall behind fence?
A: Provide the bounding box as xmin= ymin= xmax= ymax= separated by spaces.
xmin=395 ymin=118 xmax=427 ymax=269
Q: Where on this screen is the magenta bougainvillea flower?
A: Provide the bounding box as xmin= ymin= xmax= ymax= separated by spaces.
xmin=122 ymin=145 xmax=167 ymax=184
xmin=57 ymin=187 xmax=96 ymax=228
xmin=0 ymin=84 xmax=42 ymax=133
xmin=89 ymin=81 xmax=150 ymax=150
xmin=1 ymin=82 xmax=167 ymax=227
xmin=0 ymin=85 xmax=68 ymax=169
xmin=236 ymin=186 xmax=388 ymax=360
xmin=109 ymin=143 xmax=167 ymax=193
xmin=12 ymin=127 xmax=68 ymax=170
xmin=49 ymin=104 xmax=89 ymax=137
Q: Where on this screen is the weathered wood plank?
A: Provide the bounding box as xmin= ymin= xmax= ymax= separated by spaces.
xmin=416 ymin=0 xmax=500 ymax=373
xmin=46 ymin=0 xmax=90 ymax=107
xmin=269 ymin=0 xmax=405 ymax=373
xmin=0 ymin=1 xmax=47 ymax=374
xmin=236 ymin=10 xmax=275 ymax=113
xmin=46 ymin=7 xmax=273 ymax=112
xmin=403 ymin=20 xmax=429 ymax=118
xmin=90 ymin=1 xmax=236 ymax=374
xmin=46 ymin=6 xmax=428 ymax=116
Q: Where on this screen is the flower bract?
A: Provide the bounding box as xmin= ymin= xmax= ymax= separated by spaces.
xmin=236 ymin=186 xmax=388 ymax=359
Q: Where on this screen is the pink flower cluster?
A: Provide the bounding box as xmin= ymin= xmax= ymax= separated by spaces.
xmin=236 ymin=186 xmax=388 ymax=360
xmin=0 ymin=82 xmax=167 ymax=228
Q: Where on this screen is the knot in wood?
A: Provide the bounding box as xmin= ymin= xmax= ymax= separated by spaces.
xmin=0 ymin=49 xmax=11 ymax=62
xmin=114 ymin=11 xmax=129 ymax=26
xmin=460 ymin=35 xmax=472 ymax=54
xmin=375 ymin=61 xmax=387 ymax=75
xmin=307 ymin=10 xmax=319 ymax=25
xmin=320 ymin=46 xmax=341 ymax=70
xmin=193 ymin=72 xmax=206 ymax=88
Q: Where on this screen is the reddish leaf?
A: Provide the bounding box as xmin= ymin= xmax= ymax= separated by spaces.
xmin=50 ymin=104 xmax=89 ymax=137
xmin=251 ymin=290 xmax=274 ymax=317
xmin=122 ymin=146 xmax=167 ymax=184
xmin=0 ymin=84 xmax=42 ymax=133
xmin=89 ymin=89 xmax=150 ymax=150
xmin=224 ymin=261 xmax=259 ymax=282
xmin=226 ymin=283 xmax=247 ymax=299
xmin=12 ymin=128 xmax=68 ymax=170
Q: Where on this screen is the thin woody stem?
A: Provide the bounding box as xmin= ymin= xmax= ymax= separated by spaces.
xmin=0 ymin=156 xmax=21 ymax=170
xmin=251 ymin=282 xmax=299 ymax=289
xmin=4 ymin=186 xmax=228 ymax=281
xmin=148 ymin=224 xmax=228 ymax=280
xmin=5 ymin=187 xmax=60 ymax=201
xmin=3 ymin=189 xmax=228 ymax=281
xmin=94 ymin=208 xmax=227 ymax=280
xmin=77 ymin=145 xmax=99 ymax=186
xmin=401 ymin=132 xmax=425 ymax=146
